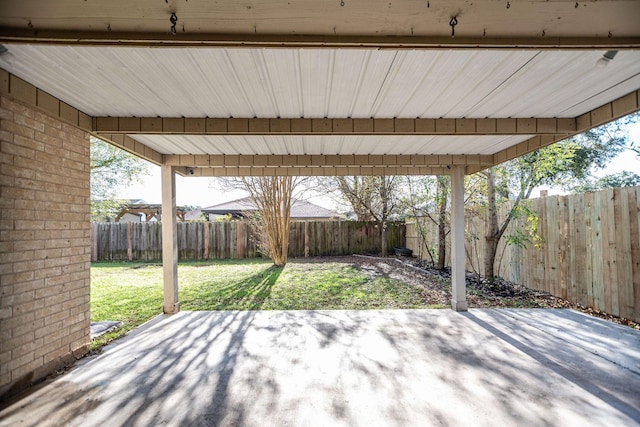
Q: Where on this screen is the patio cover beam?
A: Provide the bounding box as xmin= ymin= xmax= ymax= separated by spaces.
xmin=93 ymin=117 xmax=577 ymax=136
xmin=1 ymin=0 xmax=639 ymax=49
xmin=2 ymin=29 xmax=640 ymax=50
xmin=164 ymin=154 xmax=493 ymax=168
xmin=185 ymin=166 xmax=452 ymax=177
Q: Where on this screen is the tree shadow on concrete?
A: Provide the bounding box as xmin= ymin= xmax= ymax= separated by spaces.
xmin=2 ymin=309 xmax=639 ymax=427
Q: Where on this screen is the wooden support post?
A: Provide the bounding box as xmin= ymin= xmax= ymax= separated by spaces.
xmin=451 ymin=166 xmax=467 ymax=312
xmin=161 ymin=165 xmax=180 ymax=314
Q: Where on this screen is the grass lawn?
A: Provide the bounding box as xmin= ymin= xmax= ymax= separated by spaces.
xmin=90 ymin=258 xmax=443 ymax=350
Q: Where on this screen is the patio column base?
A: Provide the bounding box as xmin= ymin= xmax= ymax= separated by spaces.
xmin=451 ymin=299 xmax=468 ymax=312
xmin=163 ymin=302 xmax=181 ymax=315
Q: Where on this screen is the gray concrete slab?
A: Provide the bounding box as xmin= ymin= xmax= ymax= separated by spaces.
xmin=1 ymin=309 xmax=639 ymax=427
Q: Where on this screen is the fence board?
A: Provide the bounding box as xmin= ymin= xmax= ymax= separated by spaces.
xmin=617 ymin=187 xmax=632 ymax=319
xmin=92 ymin=220 xmax=403 ymax=263
xmin=584 ymin=192 xmax=595 ymax=307
xmin=570 ymin=193 xmax=587 ymax=306
xmin=592 ymin=192 xmax=605 ymax=311
xmin=406 ymin=186 xmax=640 ymax=322
xmin=631 ymin=187 xmax=640 ymax=321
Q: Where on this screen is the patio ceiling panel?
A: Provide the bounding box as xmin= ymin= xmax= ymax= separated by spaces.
xmin=470 ymin=50 xmax=640 ymax=118
xmin=130 ymin=134 xmax=535 ymax=156
xmin=3 ymin=44 xmax=639 ymax=122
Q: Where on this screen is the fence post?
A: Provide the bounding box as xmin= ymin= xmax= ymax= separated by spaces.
xmin=204 ymin=222 xmax=210 ymax=260
xmin=304 ymin=221 xmax=310 ymax=258
xmin=127 ymin=222 xmax=133 ymax=261
xmin=91 ymin=223 xmax=98 ymax=262
xmin=237 ymin=221 xmax=246 ymax=259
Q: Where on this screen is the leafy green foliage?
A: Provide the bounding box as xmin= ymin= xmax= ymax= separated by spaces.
xmin=472 ymin=115 xmax=637 ymax=281
xmin=570 ymin=170 xmax=640 ymax=193
xmin=90 ymin=137 xmax=151 ymax=221
xmin=320 ymin=176 xmax=404 ymax=256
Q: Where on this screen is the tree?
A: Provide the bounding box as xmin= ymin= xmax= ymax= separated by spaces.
xmin=214 ymin=176 xmax=306 ymax=266
xmin=241 ymin=176 xmax=296 ymax=267
xmin=333 ymin=176 xmax=376 ymax=221
xmin=327 ymin=176 xmax=403 ymax=256
xmin=570 ymin=170 xmax=640 ymax=193
xmin=478 ymin=116 xmax=636 ymax=282
xmin=403 ymin=176 xmax=449 ymax=269
xmin=90 ymin=137 xmax=150 ymax=221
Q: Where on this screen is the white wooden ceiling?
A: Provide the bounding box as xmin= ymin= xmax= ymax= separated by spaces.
xmin=1 ymin=44 xmax=638 ymax=157
xmin=131 ymin=134 xmax=531 ymax=156
xmin=3 ymin=45 xmax=640 ymax=120
xmin=0 ymin=0 xmax=639 ymax=172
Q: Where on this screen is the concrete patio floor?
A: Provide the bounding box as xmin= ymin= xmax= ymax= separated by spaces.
xmin=1 ymin=308 xmax=639 ymax=427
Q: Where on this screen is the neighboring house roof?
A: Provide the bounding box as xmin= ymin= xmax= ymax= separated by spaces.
xmin=202 ymin=197 xmax=339 ymax=219
xmin=184 ymin=208 xmax=205 ymax=221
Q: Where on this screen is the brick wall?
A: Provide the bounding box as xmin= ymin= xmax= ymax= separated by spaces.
xmin=0 ymin=95 xmax=91 ymax=398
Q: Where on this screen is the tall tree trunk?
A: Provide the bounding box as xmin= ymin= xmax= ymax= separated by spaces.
xmin=378 ymin=176 xmax=394 ymax=257
xmin=484 ymin=168 xmax=499 ymax=282
xmin=380 ymin=223 xmax=388 ymax=257
xmin=436 ymin=176 xmax=448 ymax=270
xmin=243 ymin=176 xmax=293 ymax=267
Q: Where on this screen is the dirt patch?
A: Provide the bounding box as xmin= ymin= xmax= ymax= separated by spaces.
xmin=293 ymin=255 xmax=639 ymax=330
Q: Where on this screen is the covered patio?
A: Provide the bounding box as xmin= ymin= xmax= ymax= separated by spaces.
xmin=1 ymin=308 xmax=639 ymax=426
xmin=1 ymin=0 xmax=640 ymax=407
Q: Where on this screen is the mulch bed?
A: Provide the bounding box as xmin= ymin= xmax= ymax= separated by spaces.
xmin=331 ymin=255 xmax=639 ymax=330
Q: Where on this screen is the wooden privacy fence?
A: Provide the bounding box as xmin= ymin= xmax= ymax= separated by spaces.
xmin=91 ymin=220 xmax=405 ymax=262
xmin=407 ymin=186 xmax=640 ymax=322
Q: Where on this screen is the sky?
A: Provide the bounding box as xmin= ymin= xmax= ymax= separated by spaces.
xmin=117 ymin=122 xmax=640 ymax=208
